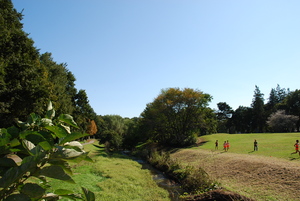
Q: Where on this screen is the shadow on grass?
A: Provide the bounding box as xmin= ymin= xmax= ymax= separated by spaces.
xmin=289 ymin=153 xmax=300 ymax=161
xmin=92 ymin=144 xmax=135 ymax=160
xmin=92 ymin=144 xmax=110 ymax=157
xmin=164 ymin=141 xmax=209 ymax=154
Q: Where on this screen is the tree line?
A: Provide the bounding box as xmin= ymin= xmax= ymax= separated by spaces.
xmin=0 ymin=0 xmax=100 ymax=136
xmin=2 ymin=0 xmax=300 ymax=151
xmin=218 ymin=85 xmax=300 ymax=134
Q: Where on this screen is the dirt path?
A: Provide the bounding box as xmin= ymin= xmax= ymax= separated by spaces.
xmin=171 ymin=148 xmax=300 ymax=201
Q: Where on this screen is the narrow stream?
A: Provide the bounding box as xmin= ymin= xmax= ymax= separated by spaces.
xmin=135 ymin=159 xmax=184 ymax=201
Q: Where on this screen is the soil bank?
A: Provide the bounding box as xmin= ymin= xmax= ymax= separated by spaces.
xmin=171 ymin=148 xmax=300 ymax=201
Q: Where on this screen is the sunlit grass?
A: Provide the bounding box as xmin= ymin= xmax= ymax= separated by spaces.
xmin=49 ymin=141 xmax=170 ymax=201
xmin=196 ymin=133 xmax=300 ymax=160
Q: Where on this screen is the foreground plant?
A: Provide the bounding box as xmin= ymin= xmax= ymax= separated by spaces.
xmin=0 ymin=101 xmax=95 ymax=201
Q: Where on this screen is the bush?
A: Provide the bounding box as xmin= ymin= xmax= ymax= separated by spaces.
xmin=0 ymin=101 xmax=95 ymax=200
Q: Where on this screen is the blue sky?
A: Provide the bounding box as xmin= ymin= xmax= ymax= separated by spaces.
xmin=12 ymin=0 xmax=300 ymax=118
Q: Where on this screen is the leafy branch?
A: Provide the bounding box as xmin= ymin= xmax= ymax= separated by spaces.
xmin=0 ymin=101 xmax=95 ymax=201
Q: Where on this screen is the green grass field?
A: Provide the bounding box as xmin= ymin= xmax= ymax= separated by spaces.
xmin=48 ymin=142 xmax=170 ymax=201
xmin=197 ymin=133 xmax=300 ymax=160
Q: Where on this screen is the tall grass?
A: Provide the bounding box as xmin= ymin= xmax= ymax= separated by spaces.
xmin=197 ymin=133 xmax=300 ymax=160
xmin=49 ymin=142 xmax=170 ymax=201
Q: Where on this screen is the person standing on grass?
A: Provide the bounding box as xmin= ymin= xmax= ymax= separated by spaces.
xmin=215 ymin=140 xmax=218 ymax=150
xmin=226 ymin=140 xmax=230 ymax=151
xmin=254 ymin=139 xmax=258 ymax=151
xmin=292 ymin=140 xmax=300 ymax=155
xmin=223 ymin=141 xmax=227 ymax=151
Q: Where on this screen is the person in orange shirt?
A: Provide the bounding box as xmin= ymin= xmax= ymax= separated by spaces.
xmin=226 ymin=140 xmax=230 ymax=151
xmin=292 ymin=140 xmax=300 ymax=155
xmin=223 ymin=141 xmax=227 ymax=151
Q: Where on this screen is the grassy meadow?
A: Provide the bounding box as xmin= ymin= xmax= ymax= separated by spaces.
xmin=196 ymin=133 xmax=300 ymax=160
xmin=48 ymin=142 xmax=170 ymax=201
xmin=48 ymin=133 xmax=300 ymax=201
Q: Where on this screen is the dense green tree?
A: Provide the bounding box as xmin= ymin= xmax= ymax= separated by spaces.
xmin=73 ymin=90 xmax=97 ymax=133
xmin=139 ymin=88 xmax=214 ymax=147
xmin=265 ymin=84 xmax=290 ymax=116
xmin=122 ymin=117 xmax=140 ymax=149
xmin=99 ymin=115 xmax=127 ymax=150
xmin=232 ymin=106 xmax=252 ymax=133
xmin=40 ymin=52 xmax=77 ymax=115
xmin=0 ymin=0 xmax=50 ymax=127
xmin=282 ymin=90 xmax=300 ymax=131
xmin=200 ymin=107 xmax=217 ymax=135
xmin=251 ymin=86 xmax=265 ymax=132
xmin=216 ymin=102 xmax=233 ymax=133
xmin=0 ymin=1 xmax=98 ymax=140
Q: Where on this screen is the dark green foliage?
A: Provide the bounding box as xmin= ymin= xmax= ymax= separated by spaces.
xmin=0 ymin=1 xmax=98 ymax=135
xmin=139 ymin=88 xmax=215 ymax=147
xmin=231 ymin=106 xmax=252 ymax=133
xmin=216 ymin=102 xmax=233 ymax=133
xmin=0 ymin=102 xmax=95 ymax=201
xmin=0 ymin=0 xmax=50 ymax=127
xmin=251 ymin=85 xmax=265 ymax=132
xmin=73 ymin=90 xmax=98 ymax=134
xmin=99 ymin=115 xmax=127 ymax=151
xmin=280 ymin=90 xmax=300 ymax=131
xmin=40 ymin=53 xmax=77 ymax=116
xmin=122 ymin=117 xmax=141 ymax=149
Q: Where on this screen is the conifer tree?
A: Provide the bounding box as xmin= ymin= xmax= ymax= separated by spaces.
xmin=251 ymin=85 xmax=265 ymax=132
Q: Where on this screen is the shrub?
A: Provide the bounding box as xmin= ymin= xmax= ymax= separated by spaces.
xmin=0 ymin=101 xmax=95 ymax=200
xmin=148 ymin=149 xmax=217 ymax=194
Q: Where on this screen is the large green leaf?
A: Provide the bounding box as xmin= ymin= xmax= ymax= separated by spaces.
xmin=38 ymin=141 xmax=52 ymax=151
xmin=22 ymin=139 xmax=35 ymax=154
xmin=9 ymin=138 xmax=20 ymax=147
xmin=25 ymin=145 xmax=47 ymax=166
xmin=21 ymin=183 xmax=45 ymax=199
xmin=81 ymin=187 xmax=95 ymax=201
xmin=46 ymin=101 xmax=55 ymax=119
xmin=6 ymin=126 xmax=20 ymax=138
xmin=0 ymin=158 xmax=18 ymax=167
xmin=40 ymin=165 xmax=75 ymax=183
xmin=48 ymin=159 xmax=72 ymax=175
xmin=4 ymin=193 xmax=31 ymax=201
xmin=60 ymin=132 xmax=88 ymax=145
xmin=0 ymin=161 xmax=36 ymax=189
xmin=19 ymin=131 xmax=44 ymax=140
xmin=25 ymin=133 xmax=47 ymax=145
xmin=62 ymin=151 xmax=93 ymax=163
xmin=54 ymin=189 xmax=74 ymax=195
xmin=60 ymin=194 xmax=82 ymax=200
xmin=44 ymin=125 xmax=69 ymax=138
xmin=0 ymin=129 xmax=11 ymax=146
xmin=27 ymin=113 xmax=40 ymax=125
xmin=0 ymin=158 xmax=18 ymax=177
xmin=58 ymin=114 xmax=79 ymax=128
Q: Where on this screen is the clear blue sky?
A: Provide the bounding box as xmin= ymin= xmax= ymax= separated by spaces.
xmin=12 ymin=0 xmax=300 ymax=118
